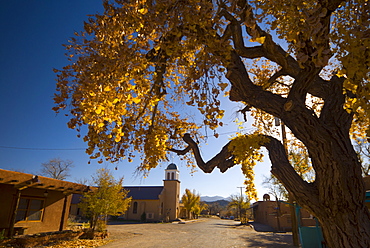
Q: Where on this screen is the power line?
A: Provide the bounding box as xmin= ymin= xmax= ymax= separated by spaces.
xmin=0 ymin=146 xmax=85 ymax=151
xmin=0 ymin=129 xmax=254 ymax=151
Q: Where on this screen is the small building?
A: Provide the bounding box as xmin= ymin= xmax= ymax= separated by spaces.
xmin=123 ymin=163 xmax=181 ymax=222
xmin=0 ymin=169 xmax=87 ymax=236
xmin=251 ymin=195 xmax=316 ymax=232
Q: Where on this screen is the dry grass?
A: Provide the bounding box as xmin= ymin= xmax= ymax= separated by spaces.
xmin=0 ymin=238 xmax=114 ymax=248
xmin=0 ymin=230 xmax=114 ymax=248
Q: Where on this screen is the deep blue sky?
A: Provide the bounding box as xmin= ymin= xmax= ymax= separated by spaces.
xmin=0 ymin=1 xmax=272 ymax=200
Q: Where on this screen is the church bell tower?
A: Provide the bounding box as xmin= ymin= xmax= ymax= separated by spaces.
xmin=163 ymin=163 xmax=180 ymax=221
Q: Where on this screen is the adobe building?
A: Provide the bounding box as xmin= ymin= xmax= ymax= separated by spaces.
xmin=251 ymin=194 xmax=316 ymax=232
xmin=0 ymin=169 xmax=87 ymax=237
xmin=123 ymin=163 xmax=181 ymax=222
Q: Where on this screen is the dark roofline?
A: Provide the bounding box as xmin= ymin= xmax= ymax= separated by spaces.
xmin=125 ymin=186 xmax=164 ymax=200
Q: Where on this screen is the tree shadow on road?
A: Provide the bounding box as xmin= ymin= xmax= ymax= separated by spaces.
xmin=108 ymin=220 xmax=152 ymax=225
xmin=212 ymin=223 xmax=243 ymax=228
xmin=241 ymin=233 xmax=295 ymax=248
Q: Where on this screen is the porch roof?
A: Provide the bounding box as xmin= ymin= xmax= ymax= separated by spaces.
xmin=0 ymin=168 xmax=88 ymax=194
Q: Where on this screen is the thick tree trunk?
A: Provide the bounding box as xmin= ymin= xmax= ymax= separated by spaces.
xmin=174 ymin=129 xmax=370 ymax=247
xmin=168 ymin=17 xmax=370 ymax=245
xmin=266 ymin=134 xmax=370 ymax=248
xmin=223 ymin=48 xmax=370 ymax=247
xmin=318 ymin=205 xmax=370 ymax=248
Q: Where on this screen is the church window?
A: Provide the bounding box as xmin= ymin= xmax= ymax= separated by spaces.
xmin=167 ymin=172 xmax=170 ymax=180
xmin=171 ymin=172 xmax=174 ymax=180
xmin=133 ymin=202 xmax=138 ymax=214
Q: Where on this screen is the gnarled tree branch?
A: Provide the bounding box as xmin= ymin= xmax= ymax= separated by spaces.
xmin=265 ymin=136 xmax=317 ymax=209
xmin=169 ymin=133 xmax=316 ymax=206
xmin=169 ymin=133 xmax=235 ymax=173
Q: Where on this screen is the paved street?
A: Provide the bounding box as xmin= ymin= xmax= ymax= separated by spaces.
xmin=102 ymin=218 xmax=294 ymax=248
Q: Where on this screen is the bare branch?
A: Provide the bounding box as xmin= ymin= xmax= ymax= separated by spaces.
xmin=40 ymin=158 xmax=74 ymax=180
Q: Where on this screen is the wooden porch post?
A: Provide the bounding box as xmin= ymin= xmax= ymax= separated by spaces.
xmin=8 ymin=189 xmax=21 ymax=237
xmin=59 ymin=194 xmax=69 ymax=231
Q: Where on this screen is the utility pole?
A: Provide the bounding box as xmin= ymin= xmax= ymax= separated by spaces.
xmin=237 ymin=186 xmax=245 ymax=221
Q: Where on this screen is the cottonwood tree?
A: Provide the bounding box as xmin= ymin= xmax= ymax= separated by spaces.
xmin=40 ymin=158 xmax=74 ymax=180
xmin=227 ymin=194 xmax=250 ymax=223
xmin=79 ymin=168 xmax=131 ymax=231
xmin=54 ymin=0 xmax=369 ymax=247
xmin=207 ymin=201 xmax=223 ymax=215
xmin=193 ymin=201 xmax=208 ymax=218
xmin=181 ymin=189 xmax=201 ymax=219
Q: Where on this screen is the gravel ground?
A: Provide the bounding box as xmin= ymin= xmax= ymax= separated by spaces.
xmin=1 ymin=218 xmax=293 ymax=248
xmin=102 ymin=218 xmax=294 ymax=248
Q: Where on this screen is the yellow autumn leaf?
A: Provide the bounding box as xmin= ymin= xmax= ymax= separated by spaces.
xmin=95 ymin=106 xmax=104 ymax=114
xmin=218 ymin=82 xmax=228 ymax=90
xmin=250 ymin=36 xmax=266 ymax=44
xmin=255 ymin=36 xmax=266 ymax=44
xmin=132 ymin=97 xmax=141 ymax=104
xmin=336 ymin=69 xmax=346 ymax=78
xmin=138 ymin=8 xmax=148 ymax=15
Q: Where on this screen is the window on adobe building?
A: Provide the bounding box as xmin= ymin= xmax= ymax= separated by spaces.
xmin=16 ymin=197 xmax=44 ymax=222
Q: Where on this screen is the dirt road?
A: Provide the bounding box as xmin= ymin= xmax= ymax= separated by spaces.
xmin=102 ymin=218 xmax=294 ymax=248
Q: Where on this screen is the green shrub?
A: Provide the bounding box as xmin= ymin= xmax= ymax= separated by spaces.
xmin=141 ymin=212 xmax=146 ymax=222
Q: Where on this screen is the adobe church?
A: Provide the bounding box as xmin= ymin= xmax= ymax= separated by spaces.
xmin=123 ymin=163 xmax=180 ymax=222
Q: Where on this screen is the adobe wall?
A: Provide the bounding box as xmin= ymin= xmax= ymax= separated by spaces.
xmin=163 ymin=180 xmax=180 ymax=221
xmin=125 ymin=199 xmax=161 ymax=221
xmin=253 ymin=201 xmax=317 ymax=231
xmin=0 ymin=184 xmax=72 ymax=235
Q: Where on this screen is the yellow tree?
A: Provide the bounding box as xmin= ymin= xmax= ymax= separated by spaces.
xmin=227 ymin=194 xmax=250 ymax=223
xmin=193 ymin=201 xmax=208 ymax=218
xmin=55 ymin=0 xmax=369 ymax=247
xmin=181 ymin=189 xmax=201 ymax=220
xmin=79 ymin=168 xmax=131 ymax=231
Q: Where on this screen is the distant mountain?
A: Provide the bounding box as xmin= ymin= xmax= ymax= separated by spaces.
xmin=204 ymin=199 xmax=230 ymax=208
xmin=201 ymin=195 xmax=230 ymax=202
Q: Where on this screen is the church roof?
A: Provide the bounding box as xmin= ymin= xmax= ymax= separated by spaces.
xmin=166 ymin=163 xmax=178 ymax=170
xmin=125 ymin=186 xmax=164 ymax=200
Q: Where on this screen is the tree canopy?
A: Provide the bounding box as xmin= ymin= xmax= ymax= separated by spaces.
xmin=227 ymin=194 xmax=250 ymax=223
xmin=79 ymin=168 xmax=131 ymax=231
xmin=55 ymin=0 xmax=369 ymax=246
xmin=181 ymin=188 xmax=203 ymax=219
